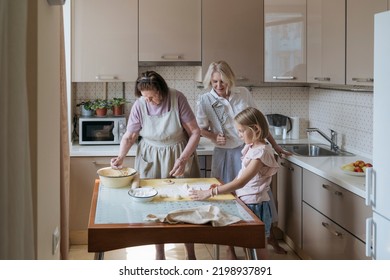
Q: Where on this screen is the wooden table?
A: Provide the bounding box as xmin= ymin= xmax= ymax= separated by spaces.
xmin=88 ymin=178 xmax=265 ymax=260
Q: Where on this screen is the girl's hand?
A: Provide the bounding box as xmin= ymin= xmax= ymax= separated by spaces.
xmin=189 ymin=189 xmax=212 ymax=200
xmin=209 ymin=183 xmax=221 ymax=189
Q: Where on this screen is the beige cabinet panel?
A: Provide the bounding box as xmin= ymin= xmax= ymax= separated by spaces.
xmin=70 ymin=156 xmax=135 ymax=241
xmin=139 ymin=0 xmax=201 ymax=63
xmin=303 ymin=169 xmax=372 ymax=242
xmin=264 ymin=0 xmax=307 ymax=82
xmin=72 ymin=0 xmax=138 ymax=82
xmin=302 ymin=203 xmax=370 ymax=259
xmin=202 ymin=0 xmax=264 ymax=85
xmin=277 ymin=159 xmax=302 ymax=249
xmin=346 ymin=0 xmax=387 ymax=85
xmin=307 ymin=0 xmax=345 ymax=84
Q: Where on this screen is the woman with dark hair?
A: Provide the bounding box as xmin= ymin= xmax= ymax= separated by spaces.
xmin=111 ymin=70 xmax=201 ymax=260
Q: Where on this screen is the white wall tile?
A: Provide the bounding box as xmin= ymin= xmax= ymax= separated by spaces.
xmin=72 ymin=67 xmax=373 ymax=156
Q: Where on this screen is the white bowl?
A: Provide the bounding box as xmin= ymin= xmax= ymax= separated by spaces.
xmin=128 ymin=187 xmax=158 ymax=203
xmin=97 ymin=167 xmax=137 ymax=188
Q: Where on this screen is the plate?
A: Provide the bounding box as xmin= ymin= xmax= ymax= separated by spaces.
xmin=341 ymin=169 xmax=365 ymax=177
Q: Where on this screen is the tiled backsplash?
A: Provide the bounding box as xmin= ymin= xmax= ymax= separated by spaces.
xmin=73 ymin=66 xmax=373 ymax=156
xmin=308 ymin=87 xmax=373 ymax=156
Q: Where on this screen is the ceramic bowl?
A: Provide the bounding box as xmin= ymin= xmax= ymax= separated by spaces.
xmin=128 ymin=187 xmax=158 ymax=203
xmin=97 ymin=167 xmax=137 ymax=188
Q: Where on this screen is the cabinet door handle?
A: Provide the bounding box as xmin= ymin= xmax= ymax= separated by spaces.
xmin=314 ymin=77 xmax=330 ymax=81
xmin=272 ymin=76 xmax=296 ymax=80
xmin=161 ymin=55 xmax=182 ymax=60
xmin=322 ymin=222 xmax=342 ymax=237
xmin=92 ymin=161 xmax=111 ymax=166
xmin=352 ymin=77 xmax=373 ymax=83
xmin=280 ymin=161 xmax=294 ymax=171
xmin=95 ymin=75 xmax=117 ymax=80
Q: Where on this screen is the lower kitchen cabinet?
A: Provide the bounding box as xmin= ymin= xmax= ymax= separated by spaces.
xmin=277 ymin=158 xmax=303 ymax=250
xmin=70 ymin=156 xmax=135 ymax=244
xmin=276 ymin=160 xmax=372 ymax=259
xmin=302 ymin=169 xmax=372 ymax=259
xmin=302 ymin=202 xmax=369 ymax=259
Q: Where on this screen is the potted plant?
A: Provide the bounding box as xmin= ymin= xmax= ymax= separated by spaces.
xmin=91 ymin=99 xmax=112 ymax=116
xmin=76 ymin=100 xmax=95 ymax=116
xmin=110 ymin=97 xmax=128 ymax=116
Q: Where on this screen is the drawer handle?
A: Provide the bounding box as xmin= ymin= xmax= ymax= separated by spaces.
xmin=334 ymin=191 xmax=343 ymax=196
xmin=322 ymin=184 xmax=343 ymax=196
xmin=322 ymin=222 xmax=342 ymax=237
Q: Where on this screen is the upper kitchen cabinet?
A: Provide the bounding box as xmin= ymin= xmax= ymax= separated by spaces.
xmin=346 ymin=0 xmax=387 ymax=86
xmin=138 ymin=0 xmax=201 ymax=65
xmin=307 ymin=0 xmax=345 ymax=84
xmin=72 ymin=0 xmax=138 ymax=82
xmin=202 ymin=0 xmax=264 ymax=85
xmin=264 ymin=0 xmax=306 ymax=83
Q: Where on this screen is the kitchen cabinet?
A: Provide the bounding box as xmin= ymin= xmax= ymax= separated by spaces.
xmin=70 ymin=156 xmax=135 ymax=244
xmin=276 ymin=158 xmax=302 ymax=250
xmin=138 ymin=0 xmax=201 ymax=64
xmin=72 ymin=0 xmax=138 ymax=82
xmin=198 ymin=155 xmax=212 ymax=178
xmin=346 ymin=0 xmax=387 ymax=86
xmin=302 ymin=169 xmax=372 ymax=259
xmin=264 ymin=0 xmax=306 ymax=83
xmin=202 ymin=0 xmax=264 ymax=85
xmin=306 ymin=0 xmax=345 ymax=84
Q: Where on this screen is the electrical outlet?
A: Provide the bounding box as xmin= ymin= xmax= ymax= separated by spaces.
xmin=52 ymin=226 xmax=60 ymax=255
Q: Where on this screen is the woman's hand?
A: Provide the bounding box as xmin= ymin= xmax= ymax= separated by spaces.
xmin=110 ymin=157 xmax=124 ymax=169
xmin=274 ymin=146 xmax=292 ymax=157
xmin=169 ymin=158 xmax=187 ymax=177
xmin=215 ymin=133 xmax=226 ymax=145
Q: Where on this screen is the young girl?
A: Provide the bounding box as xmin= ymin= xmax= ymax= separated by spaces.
xmin=189 ymin=107 xmax=280 ymax=259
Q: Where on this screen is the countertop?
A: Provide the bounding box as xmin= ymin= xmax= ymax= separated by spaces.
xmin=70 ymin=137 xmax=215 ymax=157
xmin=70 ymin=137 xmax=371 ymax=199
xmin=275 ymin=139 xmax=371 ymax=199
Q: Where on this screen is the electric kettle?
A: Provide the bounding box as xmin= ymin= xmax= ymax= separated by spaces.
xmin=266 ymin=114 xmax=292 ymax=140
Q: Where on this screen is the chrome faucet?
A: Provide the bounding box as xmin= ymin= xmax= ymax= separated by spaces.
xmin=306 ymin=128 xmax=339 ymax=152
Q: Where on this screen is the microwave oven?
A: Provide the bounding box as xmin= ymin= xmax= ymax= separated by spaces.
xmin=78 ymin=116 xmax=126 ymax=145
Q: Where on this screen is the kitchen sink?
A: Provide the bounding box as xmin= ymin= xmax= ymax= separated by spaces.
xmin=280 ymin=143 xmax=355 ymax=157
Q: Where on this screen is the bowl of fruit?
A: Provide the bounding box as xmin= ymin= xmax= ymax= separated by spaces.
xmin=341 ymin=160 xmax=372 ymax=176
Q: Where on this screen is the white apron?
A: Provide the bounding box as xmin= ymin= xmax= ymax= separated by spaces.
xmin=135 ymin=90 xmax=200 ymax=179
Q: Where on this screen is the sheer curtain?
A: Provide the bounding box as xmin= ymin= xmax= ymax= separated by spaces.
xmin=0 ymin=0 xmax=35 ymax=259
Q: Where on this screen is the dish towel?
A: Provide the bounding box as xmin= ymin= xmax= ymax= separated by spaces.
xmin=145 ymin=205 xmax=241 ymax=227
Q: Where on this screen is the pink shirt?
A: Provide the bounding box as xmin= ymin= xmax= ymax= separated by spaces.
xmin=127 ymin=89 xmax=195 ymax=134
xmin=235 ymin=143 xmax=280 ymax=204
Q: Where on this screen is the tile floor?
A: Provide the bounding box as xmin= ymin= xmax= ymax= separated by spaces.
xmin=68 ymin=241 xmax=301 ymax=260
